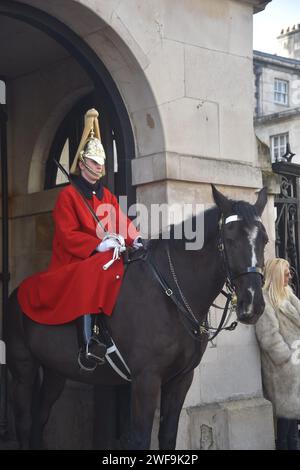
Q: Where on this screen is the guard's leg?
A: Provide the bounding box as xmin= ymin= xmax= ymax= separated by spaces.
xmin=76 ymin=314 xmax=107 ymax=371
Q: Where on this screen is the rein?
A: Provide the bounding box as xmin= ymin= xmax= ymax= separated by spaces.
xmin=145 ymin=248 xmax=204 ymax=342
xmin=144 ymin=245 xmax=237 ymax=342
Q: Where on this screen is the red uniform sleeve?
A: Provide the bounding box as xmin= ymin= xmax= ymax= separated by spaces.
xmin=53 ymin=190 xmax=99 ymax=259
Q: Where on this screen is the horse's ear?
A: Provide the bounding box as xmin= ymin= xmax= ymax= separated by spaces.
xmin=254 ymin=187 xmax=268 ymax=216
xmin=211 ymin=185 xmax=232 ymax=215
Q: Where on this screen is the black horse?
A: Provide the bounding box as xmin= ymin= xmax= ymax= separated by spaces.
xmin=5 ymin=186 xmax=268 ymax=450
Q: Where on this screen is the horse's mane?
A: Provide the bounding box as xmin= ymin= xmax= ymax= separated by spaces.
xmin=146 ymin=206 xmax=220 ymax=251
xmin=146 ymin=199 xmax=259 ymax=251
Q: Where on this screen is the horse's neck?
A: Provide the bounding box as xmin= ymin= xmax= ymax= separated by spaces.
xmin=154 ymin=237 xmax=225 ymax=321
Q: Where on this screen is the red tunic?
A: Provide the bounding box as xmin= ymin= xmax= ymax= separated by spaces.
xmin=18 ymin=184 xmax=139 ymax=325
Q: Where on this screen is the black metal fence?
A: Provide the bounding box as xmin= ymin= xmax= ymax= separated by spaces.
xmin=272 ymin=146 xmax=300 ymax=297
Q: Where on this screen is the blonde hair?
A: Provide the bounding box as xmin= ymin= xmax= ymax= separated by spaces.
xmin=263 ymin=258 xmax=292 ymax=308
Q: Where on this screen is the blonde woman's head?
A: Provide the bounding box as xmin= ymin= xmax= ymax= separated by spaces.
xmin=263 ymin=258 xmax=292 ymax=308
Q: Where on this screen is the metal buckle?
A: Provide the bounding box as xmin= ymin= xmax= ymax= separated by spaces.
xmin=199 ymin=325 xmax=208 ymax=335
xmin=226 ymin=321 xmax=238 ymax=331
xmin=93 ymin=324 xmax=100 ymax=335
xmin=165 ymin=288 xmax=173 ymax=296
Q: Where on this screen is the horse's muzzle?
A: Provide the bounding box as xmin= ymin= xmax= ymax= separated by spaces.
xmin=237 ymin=295 xmax=265 ymax=325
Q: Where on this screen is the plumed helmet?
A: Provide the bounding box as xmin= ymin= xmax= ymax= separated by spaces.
xmin=70 ymin=108 xmax=106 ymax=175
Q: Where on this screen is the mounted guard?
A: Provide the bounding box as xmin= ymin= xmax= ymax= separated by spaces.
xmin=18 ymin=108 xmax=142 ymax=371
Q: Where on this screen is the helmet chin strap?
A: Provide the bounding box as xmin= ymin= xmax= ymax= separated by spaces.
xmin=81 ymin=158 xmax=102 ymax=179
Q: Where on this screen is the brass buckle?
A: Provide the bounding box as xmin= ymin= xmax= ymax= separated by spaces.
xmin=199 ymin=325 xmax=208 ymax=335
xmin=93 ymin=324 xmax=100 ymax=335
xmin=231 ymin=294 xmax=237 ymax=306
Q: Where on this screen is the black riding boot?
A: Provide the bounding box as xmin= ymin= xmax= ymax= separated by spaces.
xmin=77 ymin=314 xmax=107 ymax=371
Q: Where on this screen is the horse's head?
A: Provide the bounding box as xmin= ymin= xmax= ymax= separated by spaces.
xmin=212 ymin=186 xmax=268 ymax=325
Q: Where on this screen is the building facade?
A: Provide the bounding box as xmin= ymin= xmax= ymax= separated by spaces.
xmin=254 ymin=49 xmax=300 ymax=164
xmin=254 ymin=23 xmax=300 ymax=297
xmin=0 ymin=0 xmax=274 ymax=449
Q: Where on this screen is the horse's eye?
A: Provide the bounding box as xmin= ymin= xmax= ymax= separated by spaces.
xmin=260 ymin=228 xmax=269 ymax=245
xmin=225 ymin=223 xmax=236 ymax=239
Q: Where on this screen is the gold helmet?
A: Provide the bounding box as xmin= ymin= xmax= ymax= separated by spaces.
xmin=70 ymin=108 xmax=106 ymax=176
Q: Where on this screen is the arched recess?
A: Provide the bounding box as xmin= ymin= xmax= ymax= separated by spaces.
xmin=0 ymin=0 xmax=165 ymax=205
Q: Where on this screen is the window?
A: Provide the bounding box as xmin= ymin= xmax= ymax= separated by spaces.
xmin=270 ymin=133 xmax=289 ymax=162
xmin=274 ymin=78 xmax=289 ymax=105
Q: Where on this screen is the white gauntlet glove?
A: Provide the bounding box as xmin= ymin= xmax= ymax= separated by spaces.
xmin=96 ymin=233 xmax=126 ymax=253
xmin=96 ymin=234 xmax=126 ymax=270
xmin=96 ymin=238 xmax=122 ymax=252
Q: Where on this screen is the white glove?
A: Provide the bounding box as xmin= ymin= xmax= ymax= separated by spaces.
xmin=132 ymin=236 xmax=143 ymax=250
xmin=96 ymin=238 xmax=123 ymax=252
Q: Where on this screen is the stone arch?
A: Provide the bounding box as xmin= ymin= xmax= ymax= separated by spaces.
xmin=0 ymin=0 xmax=165 ymax=195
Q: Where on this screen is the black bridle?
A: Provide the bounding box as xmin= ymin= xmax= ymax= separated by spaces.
xmin=208 ymin=213 xmax=264 ymax=341
xmin=218 ymin=214 xmax=264 ymax=293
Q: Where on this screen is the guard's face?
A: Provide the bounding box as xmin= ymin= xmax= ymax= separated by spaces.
xmin=79 ymin=157 xmax=104 ymax=183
